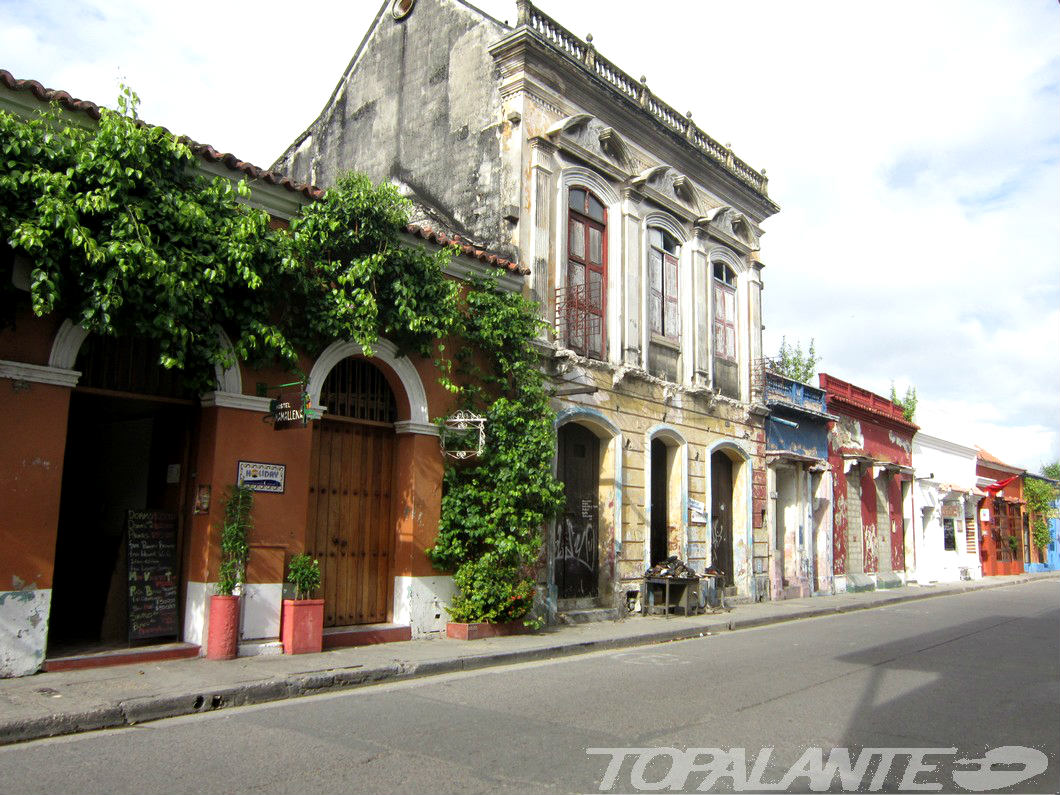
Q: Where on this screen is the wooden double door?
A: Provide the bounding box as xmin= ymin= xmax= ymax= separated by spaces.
xmin=307 ymin=417 xmax=395 ymax=627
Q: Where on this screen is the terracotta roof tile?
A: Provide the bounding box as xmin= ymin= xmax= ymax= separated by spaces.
xmin=1 ymin=69 xmax=527 ymax=275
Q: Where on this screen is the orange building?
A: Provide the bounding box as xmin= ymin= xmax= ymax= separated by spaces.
xmin=0 ymin=71 xmax=524 ymax=677
xmin=974 ymin=448 xmax=1026 ymax=577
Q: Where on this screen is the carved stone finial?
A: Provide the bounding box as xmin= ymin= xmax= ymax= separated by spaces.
xmin=640 ymin=75 xmax=647 ymax=83
xmin=586 ymin=33 xmax=593 ymax=43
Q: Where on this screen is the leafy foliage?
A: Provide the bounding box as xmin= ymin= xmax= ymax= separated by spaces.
xmin=0 ymin=92 xmax=455 ymax=390
xmin=428 ymin=275 xmax=564 ymax=626
xmin=773 ymin=336 xmax=819 ymax=383
xmin=890 ymin=382 xmax=917 ymax=422
xmin=2 ymin=88 xmax=560 ymax=626
xmin=217 ymin=484 xmax=254 ymax=596
xmin=286 ymin=553 xmax=322 ymax=600
xmin=1023 ymin=467 xmax=1059 ymax=552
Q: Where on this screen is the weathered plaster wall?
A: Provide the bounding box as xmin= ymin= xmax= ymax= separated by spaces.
xmin=0 ymin=589 xmax=51 ymax=677
xmin=273 ymin=0 xmax=511 ymax=253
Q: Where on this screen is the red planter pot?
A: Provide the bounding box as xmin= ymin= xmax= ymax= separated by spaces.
xmin=281 ymin=599 xmax=325 ymax=655
xmin=446 ymin=620 xmax=528 ymax=640
xmin=206 ymin=595 xmax=240 ymax=660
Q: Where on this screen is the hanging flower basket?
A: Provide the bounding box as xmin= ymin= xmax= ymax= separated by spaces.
xmin=439 ymin=409 xmax=486 ymax=461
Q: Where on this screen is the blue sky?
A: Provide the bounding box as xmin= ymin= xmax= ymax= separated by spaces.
xmin=2 ymin=0 xmax=1058 ymax=469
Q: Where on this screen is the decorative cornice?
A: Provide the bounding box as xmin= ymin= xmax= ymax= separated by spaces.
xmin=394 ymin=420 xmax=439 ymax=437
xmin=0 ymin=360 xmax=80 ymax=388
xmin=200 ymin=391 xmax=272 ymax=412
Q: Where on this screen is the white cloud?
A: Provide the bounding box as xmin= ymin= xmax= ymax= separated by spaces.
xmin=2 ymin=0 xmax=1057 ymax=467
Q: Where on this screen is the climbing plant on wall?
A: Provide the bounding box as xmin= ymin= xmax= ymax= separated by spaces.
xmin=2 ymin=87 xmax=561 ymax=626
xmin=428 ymin=275 xmax=565 ymax=626
xmin=0 ymin=90 xmax=456 ymax=390
xmin=1024 ymin=468 xmax=1059 ymax=552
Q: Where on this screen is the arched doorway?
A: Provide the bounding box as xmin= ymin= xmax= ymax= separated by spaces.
xmin=307 ymin=357 xmax=397 ymax=626
xmin=711 ymin=450 xmax=736 ymax=588
xmin=49 ymin=335 xmax=196 ymax=656
xmin=556 ymin=423 xmax=600 ymax=599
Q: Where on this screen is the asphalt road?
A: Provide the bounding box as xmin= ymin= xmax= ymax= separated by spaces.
xmin=1 ymin=580 xmax=1056 ymax=794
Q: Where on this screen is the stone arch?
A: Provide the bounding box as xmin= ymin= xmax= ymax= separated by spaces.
xmin=644 ymin=424 xmax=690 ymax=569
xmin=551 ymin=408 xmax=623 ymax=613
xmin=49 ymin=319 xmax=242 ymax=393
xmin=306 ymin=338 xmax=429 ymax=427
xmin=705 ymin=439 xmax=755 ymax=597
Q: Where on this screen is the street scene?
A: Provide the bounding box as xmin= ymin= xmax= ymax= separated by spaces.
xmin=1 ymin=1 xmax=1057 ymax=793
xmin=1 ymin=580 xmax=1057 ymax=793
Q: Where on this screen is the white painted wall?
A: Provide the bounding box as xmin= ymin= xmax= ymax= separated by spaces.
xmin=392 ymin=575 xmax=456 ymax=636
xmin=0 ymin=589 xmax=51 ymax=677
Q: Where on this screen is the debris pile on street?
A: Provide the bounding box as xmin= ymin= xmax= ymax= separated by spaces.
xmin=644 ymin=556 xmax=700 ymax=580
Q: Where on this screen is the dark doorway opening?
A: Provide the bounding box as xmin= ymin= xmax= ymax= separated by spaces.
xmin=48 ymin=336 xmax=195 ymax=658
xmin=650 ymin=439 xmax=669 ymax=565
xmin=48 ymin=392 xmax=192 ymax=656
xmin=711 ymin=451 xmax=735 ymax=587
xmin=556 ymin=423 xmax=600 ymax=599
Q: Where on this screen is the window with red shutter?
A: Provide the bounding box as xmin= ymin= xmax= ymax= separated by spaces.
xmin=565 ymin=188 xmax=607 ymax=359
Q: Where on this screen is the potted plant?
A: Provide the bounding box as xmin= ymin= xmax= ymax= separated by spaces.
xmin=206 ymin=484 xmax=253 ymax=660
xmin=281 ymin=553 xmax=324 ymax=654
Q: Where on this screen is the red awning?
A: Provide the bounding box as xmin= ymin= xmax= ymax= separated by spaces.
xmin=983 ymin=474 xmax=1019 ymax=494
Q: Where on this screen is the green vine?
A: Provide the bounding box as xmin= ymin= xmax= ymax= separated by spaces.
xmin=0 ymin=91 xmax=455 ymax=389
xmin=1024 ymin=469 xmax=1059 ymax=553
xmin=428 ymin=275 xmax=564 ymax=626
xmin=1 ymin=88 xmax=562 ymax=626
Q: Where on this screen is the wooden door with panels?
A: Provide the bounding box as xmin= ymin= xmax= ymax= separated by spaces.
xmin=307 ymin=357 xmax=397 ymax=627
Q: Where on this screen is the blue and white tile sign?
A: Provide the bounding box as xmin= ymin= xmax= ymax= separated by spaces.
xmin=237 ymin=461 xmax=286 ymax=493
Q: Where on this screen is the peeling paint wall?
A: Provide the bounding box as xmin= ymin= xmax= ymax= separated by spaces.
xmin=0 ymin=588 xmax=51 ymax=677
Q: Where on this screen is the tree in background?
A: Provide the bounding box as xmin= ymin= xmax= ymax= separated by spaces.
xmin=774 ymin=337 xmax=820 ymax=384
xmin=1024 ymin=463 xmax=1060 ymax=553
xmin=890 ymin=382 xmax=917 ymax=422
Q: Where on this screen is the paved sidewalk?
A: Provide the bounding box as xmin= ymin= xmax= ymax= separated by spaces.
xmin=1 ymin=572 xmax=1055 ymax=746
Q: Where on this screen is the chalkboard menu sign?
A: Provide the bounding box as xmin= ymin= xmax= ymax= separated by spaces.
xmin=127 ymin=510 xmax=179 ymax=641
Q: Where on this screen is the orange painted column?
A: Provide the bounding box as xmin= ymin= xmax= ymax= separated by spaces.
xmin=0 ymin=375 xmax=73 ymax=676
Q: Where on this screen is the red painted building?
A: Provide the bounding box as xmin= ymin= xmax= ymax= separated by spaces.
xmin=975 ymin=449 xmax=1025 ymax=576
xmin=820 ymin=374 xmax=917 ymax=592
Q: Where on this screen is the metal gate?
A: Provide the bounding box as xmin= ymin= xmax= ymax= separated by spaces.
xmin=556 ymin=423 xmax=600 ymax=599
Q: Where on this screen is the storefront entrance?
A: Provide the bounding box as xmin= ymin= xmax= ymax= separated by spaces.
xmin=48 ymin=337 xmax=195 ymax=657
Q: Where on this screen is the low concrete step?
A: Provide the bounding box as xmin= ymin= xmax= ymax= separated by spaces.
xmin=557 ymin=608 xmax=620 ymax=624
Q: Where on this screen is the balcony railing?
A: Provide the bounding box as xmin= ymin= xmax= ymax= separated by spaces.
xmin=516 ymin=0 xmax=770 ymax=197
xmin=753 ymin=359 xmax=828 ymax=414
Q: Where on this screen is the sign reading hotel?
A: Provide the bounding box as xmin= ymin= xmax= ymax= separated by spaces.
xmin=237 ymin=461 xmax=286 ymax=493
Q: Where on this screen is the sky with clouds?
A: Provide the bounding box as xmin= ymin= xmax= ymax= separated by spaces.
xmin=2 ymin=0 xmax=1057 ymax=470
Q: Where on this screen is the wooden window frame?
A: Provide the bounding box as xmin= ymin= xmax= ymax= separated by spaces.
xmin=566 ymin=188 xmax=608 ymax=359
xmin=649 ymin=228 xmax=680 ymax=342
xmin=712 ymin=262 xmax=738 ymax=363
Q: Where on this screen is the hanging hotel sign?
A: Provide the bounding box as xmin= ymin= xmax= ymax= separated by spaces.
xmin=266 ymin=380 xmax=323 ymax=430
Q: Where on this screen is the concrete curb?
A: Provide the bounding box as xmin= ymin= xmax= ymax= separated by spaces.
xmin=2 ymin=572 xmax=1055 ymax=746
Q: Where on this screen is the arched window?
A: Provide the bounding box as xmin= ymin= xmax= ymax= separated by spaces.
xmin=565 ymin=187 xmax=607 ymax=359
xmin=712 ymin=261 xmax=739 ymax=398
xmin=648 ymin=228 xmax=680 ymax=341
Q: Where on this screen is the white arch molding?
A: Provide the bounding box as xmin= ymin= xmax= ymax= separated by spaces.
xmin=306 ymin=338 xmax=433 ymax=432
xmin=49 ymin=319 xmax=243 ymax=393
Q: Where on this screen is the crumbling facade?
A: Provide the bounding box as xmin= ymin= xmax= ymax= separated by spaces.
xmin=821 ymin=374 xmax=916 ymax=593
xmin=760 ymin=369 xmax=834 ymax=599
xmin=275 ymin=0 xmax=780 ymax=613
